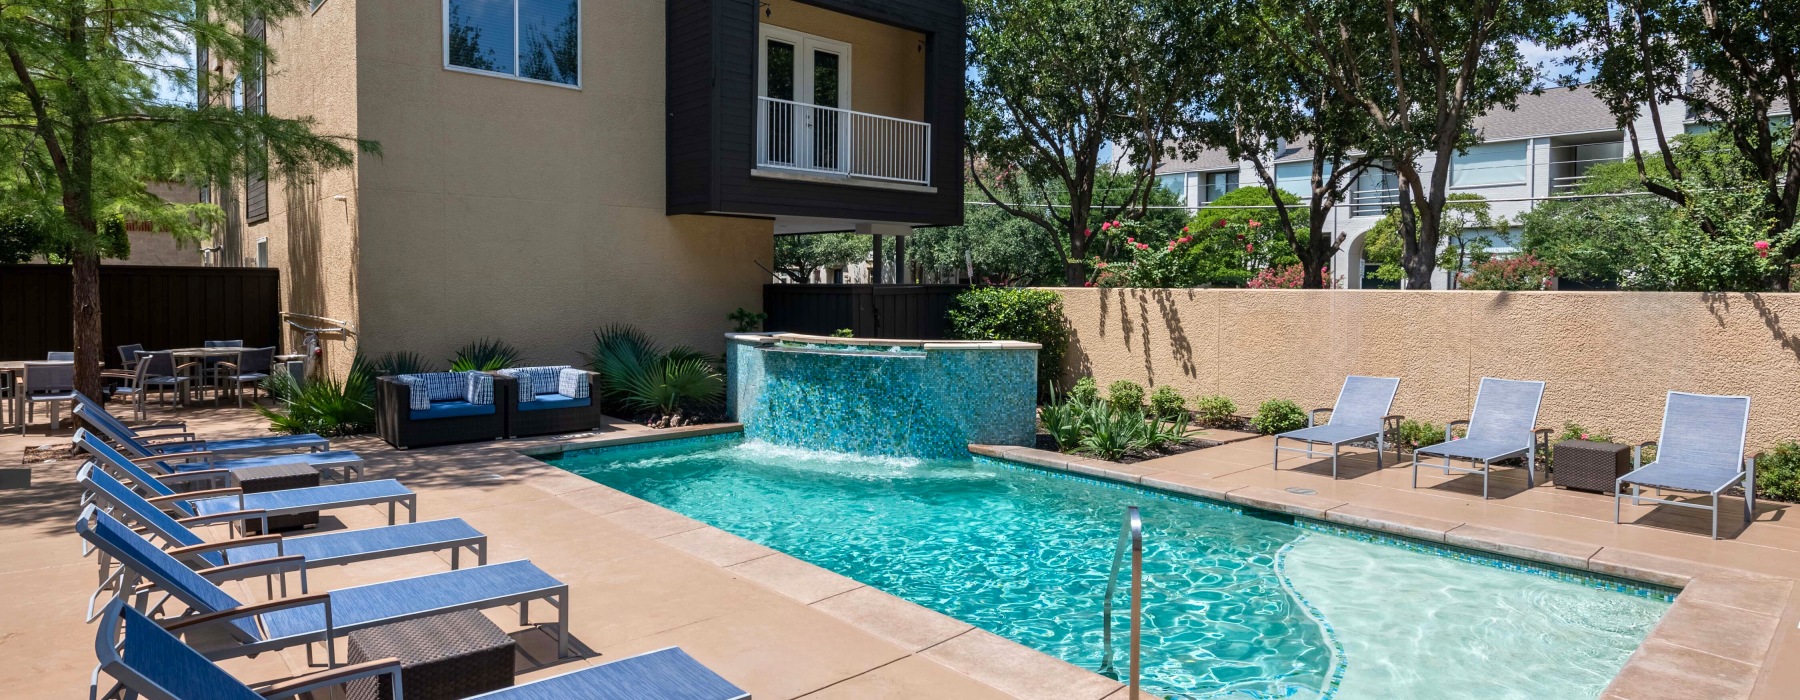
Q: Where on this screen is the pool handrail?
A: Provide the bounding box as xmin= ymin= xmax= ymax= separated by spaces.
xmin=1099 ymin=505 xmax=1142 ymax=698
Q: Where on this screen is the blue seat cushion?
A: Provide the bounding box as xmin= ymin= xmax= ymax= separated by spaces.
xmin=519 ymin=394 xmax=592 ymax=412
xmin=411 ymin=400 xmax=497 ymax=421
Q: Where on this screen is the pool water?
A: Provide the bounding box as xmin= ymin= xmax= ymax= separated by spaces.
xmin=545 ymin=437 xmax=1669 ymax=700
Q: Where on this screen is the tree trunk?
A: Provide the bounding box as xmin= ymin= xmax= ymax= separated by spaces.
xmin=1064 ymin=224 xmax=1087 ymax=286
xmin=71 ymin=252 xmax=103 ymax=399
xmin=1301 ymin=261 xmax=1326 ymax=289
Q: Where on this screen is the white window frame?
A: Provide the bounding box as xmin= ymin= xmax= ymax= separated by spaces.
xmin=255 ymin=237 xmax=269 ymax=268
xmin=758 ymin=24 xmax=853 ymax=110
xmin=442 ymin=0 xmax=583 ymax=90
xmin=1449 ymin=140 xmax=1529 ymax=189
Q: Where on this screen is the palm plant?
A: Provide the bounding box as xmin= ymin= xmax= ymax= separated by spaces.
xmin=585 ymin=325 xmax=724 ymax=420
xmin=367 ymin=351 xmax=437 ymax=378
xmin=258 ymin=355 xmax=377 ymax=437
xmin=449 ymin=338 xmax=523 ymax=371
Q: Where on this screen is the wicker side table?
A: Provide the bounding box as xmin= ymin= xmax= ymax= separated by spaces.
xmin=232 ymin=463 xmax=320 ymax=534
xmin=1553 ymin=440 xmax=1632 ymax=494
xmin=345 ymin=609 xmax=517 ymax=700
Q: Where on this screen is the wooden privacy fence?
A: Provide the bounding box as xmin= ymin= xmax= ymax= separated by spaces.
xmin=763 ymin=284 xmax=967 ymax=340
xmin=0 ymin=264 xmax=282 ymax=365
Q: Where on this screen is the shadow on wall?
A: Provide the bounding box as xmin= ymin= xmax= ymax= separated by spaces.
xmin=282 ymin=176 xmax=361 ymax=372
xmin=1727 ymin=293 xmax=1800 ymax=362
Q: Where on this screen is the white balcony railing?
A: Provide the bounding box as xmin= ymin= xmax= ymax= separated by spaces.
xmin=757 ymin=96 xmax=932 ymax=186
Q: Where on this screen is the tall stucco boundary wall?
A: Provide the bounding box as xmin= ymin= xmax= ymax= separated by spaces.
xmin=1053 ymin=288 xmax=1800 ymax=450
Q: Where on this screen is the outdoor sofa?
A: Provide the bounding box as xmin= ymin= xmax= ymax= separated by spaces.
xmin=376 ymin=371 xmax=504 ymax=449
xmin=496 ymin=365 xmax=602 ymax=437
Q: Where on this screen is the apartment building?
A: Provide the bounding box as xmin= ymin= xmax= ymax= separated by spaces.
xmin=207 ymin=0 xmax=963 ymax=371
xmin=1154 ymin=86 xmax=1693 ymax=289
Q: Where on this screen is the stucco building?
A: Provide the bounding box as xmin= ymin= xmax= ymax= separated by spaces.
xmin=205 ymin=0 xmax=963 ymax=372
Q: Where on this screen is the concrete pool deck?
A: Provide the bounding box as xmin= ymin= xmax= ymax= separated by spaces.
xmin=2 ymin=404 xmax=1792 ymax=698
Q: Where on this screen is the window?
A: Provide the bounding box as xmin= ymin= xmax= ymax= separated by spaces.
xmin=1157 ymin=173 xmax=1187 ymax=199
xmin=244 ymin=17 xmax=268 ymax=225
xmin=256 ymin=238 xmax=269 ymax=268
xmin=1275 ymin=162 xmax=1327 ymax=200
xmin=445 ymin=0 xmax=580 ymax=87
xmin=1351 ymin=166 xmax=1398 ymax=218
xmin=758 ymin=25 xmax=852 ymax=172
xmin=1201 ymin=170 xmax=1237 ymax=204
xmin=1450 ymin=141 xmax=1528 ymax=188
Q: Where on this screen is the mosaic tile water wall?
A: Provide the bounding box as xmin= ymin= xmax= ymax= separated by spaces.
xmin=727 ymin=336 xmax=1038 ymax=459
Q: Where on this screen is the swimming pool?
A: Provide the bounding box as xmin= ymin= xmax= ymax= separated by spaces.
xmin=544 ymin=435 xmax=1670 ymax=700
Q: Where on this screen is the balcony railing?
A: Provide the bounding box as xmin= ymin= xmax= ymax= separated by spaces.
xmin=757 ymin=96 xmax=932 ymax=187
xmin=1549 ymin=155 xmax=1626 ymax=194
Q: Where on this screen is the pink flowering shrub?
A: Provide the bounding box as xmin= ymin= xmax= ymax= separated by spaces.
xmin=1458 ymin=254 xmax=1555 ymax=291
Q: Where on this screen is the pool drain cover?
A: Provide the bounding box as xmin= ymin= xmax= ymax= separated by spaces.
xmin=1285 ymin=487 xmax=1318 ymax=495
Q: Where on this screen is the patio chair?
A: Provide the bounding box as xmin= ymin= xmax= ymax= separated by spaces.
xmin=216 ymin=346 xmax=276 ymax=407
xmin=496 ymin=365 xmax=602 ymax=437
xmin=73 ymin=392 xmax=330 ymax=456
xmin=79 ymin=507 xmax=573 ymax=665
xmin=375 ymin=372 xmax=505 ymax=449
xmin=1409 ymin=378 xmax=1553 ymax=499
xmin=1272 ymin=376 xmax=1402 ymax=478
xmin=75 ymin=425 xmax=363 ymax=484
xmin=47 ymin=350 xmax=75 ymax=361
xmin=135 ymin=350 xmax=197 ymax=407
xmin=116 ymin=343 xmax=144 ymax=372
xmin=1615 ymin=392 xmax=1755 ymax=539
xmin=91 ymin=599 xmax=747 ymax=700
xmin=79 ymin=465 xmax=486 ymax=604
xmin=19 ymin=361 xmax=76 ymax=435
xmin=76 ymin=431 xmax=417 ymax=535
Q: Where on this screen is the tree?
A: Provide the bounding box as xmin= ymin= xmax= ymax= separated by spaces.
xmin=1559 ymin=0 xmax=1798 ymax=283
xmin=906 ymin=204 xmax=1065 ymax=285
xmin=1 ymin=0 xmax=375 ymax=398
xmin=772 ymin=233 xmax=869 ymax=283
xmin=1284 ymin=0 xmax=1557 ymax=289
xmin=1186 ymin=186 xmax=1300 ymax=286
xmin=1361 ymin=194 xmax=1503 ymax=286
xmin=966 ymin=0 xmax=1208 ymax=285
xmin=1198 ymin=5 xmax=1379 ymax=288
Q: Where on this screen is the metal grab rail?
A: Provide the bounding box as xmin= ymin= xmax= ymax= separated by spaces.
xmin=1099 ymin=506 xmax=1143 ymax=698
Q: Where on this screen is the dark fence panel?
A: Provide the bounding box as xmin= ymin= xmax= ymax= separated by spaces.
xmin=0 ymin=264 xmax=282 ymax=365
xmin=763 ymin=284 xmax=967 ymax=340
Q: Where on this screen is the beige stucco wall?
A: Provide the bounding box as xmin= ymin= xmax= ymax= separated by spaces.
xmin=1056 ymin=288 xmax=1800 ymax=450
xmin=764 ymin=0 xmax=926 ymax=121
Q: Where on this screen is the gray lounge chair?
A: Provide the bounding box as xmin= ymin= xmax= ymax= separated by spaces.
xmin=1409 ymin=377 xmax=1552 ymax=499
xmin=91 ymin=598 xmax=748 ymax=700
xmin=73 ymin=392 xmax=330 ymax=456
xmin=79 ymin=506 xmax=572 ymax=664
xmin=74 ymin=423 xmax=363 ymax=483
xmin=1272 ymin=376 xmax=1401 ymax=478
xmin=1615 ymin=391 xmax=1754 ymax=539
xmin=79 ymin=465 xmax=486 ymax=605
xmin=78 ymin=431 xmax=416 ymax=534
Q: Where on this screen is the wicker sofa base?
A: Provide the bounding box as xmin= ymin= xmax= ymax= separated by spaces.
xmin=499 ymin=372 xmax=602 ymax=438
xmin=376 ymin=376 xmax=508 ymax=450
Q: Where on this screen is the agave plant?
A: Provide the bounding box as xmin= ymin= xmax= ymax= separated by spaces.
xmin=1076 ymin=402 xmax=1155 ymax=460
xmin=449 ymin=338 xmax=523 ymax=372
xmin=1038 ymin=387 xmax=1089 ymax=451
xmin=585 ymin=324 xmax=724 ymax=419
xmin=258 ymin=355 xmax=377 ymax=437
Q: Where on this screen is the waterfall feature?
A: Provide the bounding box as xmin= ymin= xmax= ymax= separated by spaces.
xmin=726 ymin=334 xmax=1040 ymax=459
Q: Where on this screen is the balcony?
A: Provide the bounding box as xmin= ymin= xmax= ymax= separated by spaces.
xmin=756 ymin=96 xmax=932 ymax=187
xmin=1548 ymin=139 xmax=1625 ymax=195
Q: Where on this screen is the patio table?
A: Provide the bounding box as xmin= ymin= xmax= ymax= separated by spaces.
xmin=344 ymin=609 xmax=517 ymax=700
xmin=166 ymin=348 xmax=242 ymax=405
xmin=0 ymin=360 xmax=97 ymax=430
xmin=233 ymin=462 xmax=321 ymax=533
xmin=1553 ymin=439 xmax=1633 ymax=494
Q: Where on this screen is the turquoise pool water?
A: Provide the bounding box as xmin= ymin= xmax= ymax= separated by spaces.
xmin=545 ymin=436 xmax=1670 ymax=699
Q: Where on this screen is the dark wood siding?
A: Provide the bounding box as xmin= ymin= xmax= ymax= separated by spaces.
xmin=763 ymin=283 xmax=965 ymax=339
xmin=244 ymin=18 xmax=269 ymax=224
xmin=0 ymin=265 xmax=282 ymax=364
xmin=666 ymin=0 xmax=965 ymax=227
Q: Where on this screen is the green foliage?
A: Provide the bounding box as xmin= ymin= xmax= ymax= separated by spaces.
xmin=258 ymin=356 xmax=376 ymax=437
xmin=1149 ymin=386 xmax=1187 ymax=420
xmin=449 ymin=338 xmax=523 ymax=372
xmin=366 ymin=351 xmax=437 ymax=378
xmin=908 ymin=203 xmax=1067 ymax=285
xmin=1038 ymin=392 xmax=1088 ymax=451
xmin=1106 ymin=380 xmax=1145 ymax=413
xmin=1186 ymin=189 xmax=1300 ymax=286
xmin=585 ymin=325 xmax=723 ymax=418
xmin=1458 ymin=255 xmax=1555 ymax=291
xmin=728 ymin=308 xmax=767 ymax=333
xmin=1363 ymin=194 xmax=1503 ymax=284
xmin=830 ymin=328 xmax=855 ymax=338
xmin=1195 ymin=394 xmax=1238 ymax=428
xmin=947 ymin=287 xmax=1069 ymax=396
xmin=1557 ymin=421 xmax=1614 ymax=444
xmin=1754 ymin=442 xmax=1800 ymax=503
xmin=1075 ymin=402 xmax=1155 ymax=461
xmin=1068 ymin=377 xmax=1099 ymax=404
xmin=773 ymin=233 xmax=869 ymax=283
xmin=1392 ymin=419 xmax=1447 ymax=452
xmin=0 ymin=212 xmax=48 ymax=264
xmin=1249 ymin=398 xmax=1306 ymax=435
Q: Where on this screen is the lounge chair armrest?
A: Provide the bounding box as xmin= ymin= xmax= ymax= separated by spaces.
xmin=1533 ymin=427 xmax=1554 ymax=435
xmin=1445 ymin=420 xmax=1469 ymax=440
xmin=1308 ymin=408 xmax=1331 ymax=427
xmin=148 ymin=469 xmax=230 ymax=490
xmin=136 ymin=451 xmax=218 ymax=464
xmin=166 ymin=534 xmax=284 ymax=559
xmin=177 ymin=509 xmax=269 ymax=529
xmin=147 ymin=487 xmax=241 ymax=506
xmin=259 ymin=658 xmax=403 ymax=699
xmin=161 ymin=592 xmax=329 ymax=633
xmin=1634 ymin=440 xmax=1658 ymax=469
xmin=132 ymin=422 xmax=188 ymax=433
xmin=140 ymin=433 xmax=199 ymax=444
xmin=1381 ymin=414 xmax=1404 ymax=421
xmin=197 ymin=555 xmax=306 ymax=585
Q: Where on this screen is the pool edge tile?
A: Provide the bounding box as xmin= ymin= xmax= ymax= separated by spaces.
xmin=1224 ymin=486 xmax=1346 ymax=520
xmin=1444 ymin=523 xmax=1600 ymax=571
xmin=921 ymin=628 xmax=1124 ymax=700
xmin=810 ymin=587 xmax=975 ymax=653
xmin=1323 ymin=504 xmax=1461 ymax=543
xmin=728 ymin=552 xmax=867 ymax=605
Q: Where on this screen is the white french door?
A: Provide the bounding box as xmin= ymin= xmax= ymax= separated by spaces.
xmin=758 ymin=25 xmax=852 ymax=173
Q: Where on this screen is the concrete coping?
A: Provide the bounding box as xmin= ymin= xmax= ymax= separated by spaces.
xmin=727 ymin=332 xmax=1041 ymax=351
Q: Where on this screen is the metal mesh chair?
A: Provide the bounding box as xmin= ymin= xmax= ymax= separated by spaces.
xmin=1615 ymin=392 xmax=1754 ymax=539
xmin=1409 ymin=378 xmax=1551 ymax=499
xmin=20 ymin=361 xmax=76 ymax=435
xmin=1272 ymin=376 xmax=1402 ymax=478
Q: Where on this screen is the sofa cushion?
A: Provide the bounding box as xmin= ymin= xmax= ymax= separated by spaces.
xmin=519 ymin=394 xmax=592 ymax=412
xmin=409 ymin=400 xmax=497 ymax=421
xmin=399 ymin=372 xmax=471 ymax=403
xmin=499 ymin=366 xmax=568 ymax=404
xmin=558 ymin=368 xmax=590 ymax=399
xmin=394 ymin=376 xmax=431 ymax=411
xmin=466 ymin=372 xmax=494 ymax=405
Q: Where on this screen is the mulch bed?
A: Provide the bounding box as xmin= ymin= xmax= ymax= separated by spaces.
xmin=21 ymin=444 xmax=82 ymax=464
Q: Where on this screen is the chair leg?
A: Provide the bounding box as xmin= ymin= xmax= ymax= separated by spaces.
xmin=1331 ymin=443 xmax=1340 ymax=479
xmin=1613 ymin=486 xmax=1621 ymax=524
xmin=1375 ymin=435 xmax=1385 ymax=469
xmin=1272 ymin=437 xmax=1280 ymax=471
xmin=1712 ymin=493 xmax=1720 ymax=540
xmin=1482 ymin=460 xmax=1490 ymax=500
xmin=1526 ymin=449 xmax=1537 ymax=488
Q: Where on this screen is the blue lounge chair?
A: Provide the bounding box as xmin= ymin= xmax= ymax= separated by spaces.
xmin=91 ymin=599 xmax=748 ymax=700
xmin=78 ymin=507 xmax=573 ymax=664
xmin=74 ymin=425 xmax=363 ymax=483
xmin=1409 ymin=378 xmax=1552 ymax=499
xmin=1272 ymin=376 xmax=1402 ymax=478
xmin=79 ymin=465 xmax=485 ymax=600
xmin=73 ymin=393 xmax=329 ymax=456
xmin=1615 ymin=391 xmax=1755 ymax=539
xmin=78 ymin=432 xmax=416 ymax=534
